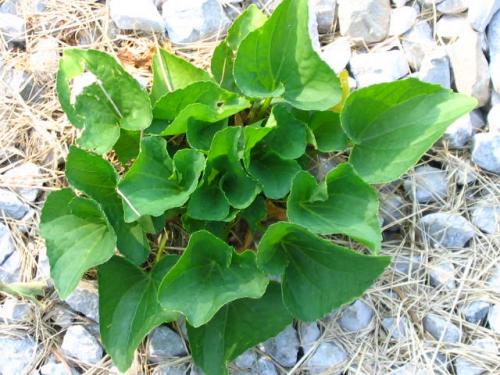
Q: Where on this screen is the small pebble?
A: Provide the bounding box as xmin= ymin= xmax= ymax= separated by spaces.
xmin=61 ymin=325 xmax=103 ymax=364
xmin=487 ymin=104 xmax=500 ymax=132
xmin=261 ymin=325 xmax=299 ymax=368
xmin=148 ymin=326 xmax=186 ymax=362
xmin=305 ymin=341 xmax=348 ymax=374
xmin=109 ymin=0 xmax=165 ymax=32
xmin=461 ymin=300 xmax=490 ymax=324
xmin=470 ymin=200 xmax=500 ymax=234
xmin=419 ymin=212 xmax=475 ymax=249
xmin=423 ymin=313 xmax=462 ymax=343
xmin=64 ymin=280 xmax=99 ymax=322
xmin=350 ymin=50 xmax=409 ymax=87
xmin=338 ymin=300 xmax=373 ymax=332
xmin=487 ymin=304 xmax=500 ymax=333
xmin=381 ymin=317 xmax=408 ymax=340
xmin=321 ymin=37 xmax=351 ymax=73
xmin=0 ymin=335 xmax=37 ymax=375
xmin=454 ymin=337 xmax=498 ymax=375
xmin=429 ymin=259 xmax=456 ymax=289
xmin=403 ymin=165 xmax=448 ymax=203
xmin=389 ymin=6 xmax=417 ymax=36
xmin=299 ymin=322 xmax=321 ymax=352
xmin=443 ymin=113 xmax=473 ymax=148
xmin=0 ymin=298 xmax=32 ymax=321
xmin=471 ymin=133 xmax=500 ymax=174
xmin=436 ymin=14 xmax=468 ymax=40
xmin=418 ymin=48 xmax=451 ymax=88
xmin=0 ymin=188 xmax=30 ymax=219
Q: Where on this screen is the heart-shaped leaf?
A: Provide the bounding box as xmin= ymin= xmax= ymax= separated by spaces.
xmin=307 ymin=111 xmax=348 ymax=152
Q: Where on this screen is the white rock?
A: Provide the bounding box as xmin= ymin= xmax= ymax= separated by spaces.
xmin=50 ymin=305 xmax=75 ymax=328
xmin=28 ymin=37 xmax=59 ymax=80
xmin=470 ymin=109 xmax=486 ymax=129
xmin=423 ymin=313 xmax=461 ymax=343
xmin=488 ymin=105 xmax=500 ymax=132
xmin=255 ymin=357 xmax=278 ymax=375
xmin=471 ymin=201 xmax=500 ymax=234
xmin=418 ymin=48 xmax=451 ymax=88
xmin=389 ymin=6 xmax=417 ymax=36
xmin=461 ymin=300 xmax=490 ymax=324
xmin=0 ymin=0 xmax=17 ymax=14
xmin=382 ymin=317 xmax=409 ymax=340
xmin=0 ymin=222 xmax=15 ymax=264
xmin=306 ymin=341 xmax=347 ymax=374
xmin=401 ymin=21 xmax=436 ymax=70
xmin=0 ymin=248 xmax=21 ymax=284
xmin=468 ymin=0 xmax=500 ymax=32
xmin=443 ymin=113 xmax=474 ymax=148
xmin=152 ymin=364 xmax=189 ymax=375
xmin=393 ymin=255 xmax=422 ymax=276
xmin=321 ymin=37 xmax=351 ymax=73
xmin=64 ymin=280 xmax=99 ymax=322
xmin=489 ymin=10 xmax=500 ymax=93
xmin=437 ymin=0 xmax=467 ymax=14
xmin=162 ymin=0 xmax=230 ymax=44
xmin=488 ymin=304 xmax=500 ymax=333
xmin=389 ymin=363 xmax=429 ymax=375
xmin=2 ymin=66 xmax=39 ymax=101
xmin=312 ymin=0 xmax=336 ymax=34
xmin=38 ymin=360 xmax=80 ymax=375
xmin=61 ymin=325 xmax=103 ymax=364
xmin=436 ymin=14 xmax=468 ymax=39
xmin=0 ymin=298 xmax=32 ymax=321
xmin=0 ymin=188 xmax=30 ymax=219
xmin=471 ymin=132 xmax=500 ymax=174
xmin=109 ymin=0 xmax=165 ymax=32
xmin=448 ymin=26 xmax=490 ymax=106
xmin=0 ymin=335 xmax=37 ymax=375
xmin=487 ymin=265 xmax=500 ymax=292
xmin=392 ymin=0 xmax=408 ymax=6
xmin=455 ymin=337 xmax=498 ymax=375
xmin=350 ymin=50 xmax=409 ymax=87
xmin=36 ymin=245 xmax=50 ymax=280
xmin=337 ymin=0 xmax=391 ymax=44
xmin=380 ymin=192 xmax=405 ymax=228
xmin=261 ymin=325 xmax=299 ymax=368
xmin=234 ymin=350 xmax=257 ymax=369
xmin=338 ymin=300 xmax=373 ymax=332
xmin=429 ymin=260 xmax=456 ymax=289
xmin=148 ymin=326 xmax=186 ymax=362
xmin=454 ymin=163 xmax=478 ymax=185
xmin=0 ymin=12 xmax=25 ymax=43
xmin=2 ymin=162 xmax=42 ymax=202
xmin=299 ymin=322 xmax=320 ymax=352
xmin=403 ymin=166 xmax=448 ymax=203
xmin=493 ymin=90 xmax=500 ymax=106
xmin=419 ymin=212 xmax=475 ymax=249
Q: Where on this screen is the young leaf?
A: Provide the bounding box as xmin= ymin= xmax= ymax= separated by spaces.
xmin=158 ymin=230 xmax=268 ymax=327
xmin=307 ymin=111 xmax=348 ymax=152
xmin=257 ymin=222 xmax=390 ymax=321
xmin=98 ymin=255 xmax=179 ymax=372
xmin=151 ymin=47 xmax=212 ymax=105
xmin=57 ymin=49 xmax=152 ymax=154
xmin=181 ymin=214 xmax=231 ymax=240
xmin=211 ymin=5 xmax=267 ymax=92
xmin=65 ymin=146 xmax=150 ymax=264
xmin=341 ymin=79 xmax=478 ymax=183
xmin=118 ymin=137 xmax=205 ymax=222
xmin=186 ymin=118 xmax=228 ymax=151
xmin=233 ymin=0 xmax=341 ymax=110
xmin=187 ymin=179 xmax=231 ymax=221
xmin=187 ymin=282 xmax=292 ymax=375
xmin=238 ymin=195 xmax=267 ymax=233
xmin=39 ymin=189 xmax=116 ymax=299
xmin=287 ymin=164 xmax=382 ymax=252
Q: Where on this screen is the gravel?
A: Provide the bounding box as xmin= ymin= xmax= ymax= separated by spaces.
xmin=437 ymin=0 xmax=468 ymax=14
xmin=349 ymin=50 xmax=409 ymax=87
xmin=0 ymin=298 xmax=32 ymax=321
xmin=419 ymin=212 xmax=475 ymax=249
xmin=470 ymin=200 xmax=500 ymax=234
xmin=64 ymin=280 xmax=99 ymax=322
xmin=418 ymin=48 xmax=451 ymax=88
xmin=0 ymin=334 xmax=38 ymax=375
xmin=402 ymin=21 xmax=436 ymax=70
xmin=436 ymin=14 xmax=468 ymax=40
xmin=338 ymin=300 xmax=373 ymax=332
xmin=321 ymin=37 xmax=351 ymax=74
xmin=487 ymin=304 xmax=500 ymax=333
xmin=0 ymin=12 xmax=25 ymax=44
xmin=404 ymin=166 xmax=448 ymax=203
xmin=148 ymin=326 xmax=186 ymax=362
xmin=471 ymin=132 xmax=500 ymax=174
xmin=109 ymin=0 xmax=164 ymax=32
xmin=299 ymin=322 xmax=321 ymax=352
xmin=488 ymin=10 xmax=500 ymax=93
xmin=61 ymin=325 xmax=103 ymax=364
xmin=382 ymin=317 xmax=409 ymax=340
xmin=454 ymin=337 xmax=498 ymax=375
xmin=389 ymin=6 xmax=417 ymax=36
xmin=313 ymin=0 xmax=336 ymax=34
xmin=234 ymin=350 xmax=257 ymax=369
xmin=423 ymin=313 xmax=462 ymax=343
xmin=379 ymin=192 xmax=405 ymax=229
xmin=0 ymin=188 xmax=30 ymax=219
xmin=429 ymin=260 xmax=457 ymax=289
xmin=2 ymin=162 xmax=42 ymax=202
xmin=261 ymin=324 xmax=299 ymax=368
xmin=467 ymin=0 xmax=500 ymax=32
xmin=488 ymin=104 xmax=500 ymax=132
xmin=305 ymin=341 xmax=348 ymax=374
xmin=443 ymin=113 xmax=474 ymax=148
xmin=461 ymin=300 xmax=490 ymax=324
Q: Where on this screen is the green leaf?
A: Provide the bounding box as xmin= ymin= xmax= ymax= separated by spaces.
xmin=187 ymin=179 xmax=230 ymax=221
xmin=65 ymin=146 xmax=150 ymax=264
xmin=211 ymin=5 xmax=267 ymax=92
xmin=57 ymin=49 xmax=152 ymax=154
xmin=114 ymin=130 xmax=141 ymax=164
xmin=257 ymin=222 xmax=390 ymax=321
xmin=40 ymin=189 xmax=116 ymax=299
xmin=98 ymin=255 xmax=179 ymax=372
xmin=151 ymin=47 xmax=212 ymax=105
xmin=307 ymin=111 xmax=348 ymax=152
xmin=158 ymin=230 xmax=268 ymax=327
xmin=233 ymin=0 xmax=341 ymax=110
xmin=287 ymin=164 xmax=381 ymax=252
xmin=242 ymin=123 xmax=272 ymax=168
xmin=182 ymin=214 xmax=230 ymax=240
xmin=186 ymin=118 xmax=227 ymax=151
xmin=188 ymin=282 xmax=292 ymax=375
xmin=238 ymin=195 xmax=267 ymax=233
xmin=341 ymin=78 xmax=478 ymax=183
xmin=118 ymin=137 xmax=205 ymax=222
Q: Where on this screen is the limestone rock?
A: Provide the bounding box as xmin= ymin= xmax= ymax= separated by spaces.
xmin=64 ymin=280 xmax=99 ymax=322
xmin=389 ymin=6 xmax=417 ymax=36
xmin=418 ymin=48 xmax=451 ymax=88
xmin=461 ymin=300 xmax=490 ymax=324
xmin=0 ymin=188 xmax=30 ymax=219
xmin=443 ymin=113 xmax=474 ymax=148
xmin=305 ymin=341 xmax=348 ymax=374
xmin=109 ymin=0 xmax=165 ymax=32
xmin=148 ymin=326 xmax=186 ymax=362
xmin=350 ymin=50 xmax=409 ymax=87
xmin=0 ymin=12 xmax=25 ymax=43
xmin=429 ymin=260 xmax=456 ymax=289
xmin=261 ymin=325 xmax=299 ymax=368
xmin=423 ymin=313 xmax=461 ymax=343
xmin=402 ymin=21 xmax=436 ymax=70
xmin=338 ymin=300 xmax=373 ymax=332
xmin=0 ymin=334 xmax=37 ymax=375
xmin=403 ymin=166 xmax=448 ymax=203
xmin=382 ymin=317 xmax=409 ymax=340
xmin=437 ymin=0 xmax=467 ymax=14
xmin=467 ymin=0 xmax=500 ymax=32
xmin=61 ymin=325 xmax=103 ymax=364
xmin=321 ymin=37 xmax=351 ymax=73
xmin=2 ymin=162 xmax=42 ymax=202
xmin=471 ymin=133 xmax=500 ymax=174
xmin=471 ymin=200 xmax=500 ymax=234
xmin=488 ymin=10 xmax=500 ymax=93
xmin=419 ymin=212 xmax=475 ymax=249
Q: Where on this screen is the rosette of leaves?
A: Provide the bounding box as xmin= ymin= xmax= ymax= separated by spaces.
xmin=40 ymin=0 xmax=477 ymax=373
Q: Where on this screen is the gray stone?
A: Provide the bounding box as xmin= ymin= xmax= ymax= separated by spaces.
xmin=64 ymin=280 xmax=99 ymax=322
xmin=0 ymin=12 xmax=24 ymax=43
xmin=380 ymin=192 xmax=405 ymax=228
xmin=448 ymin=25 xmax=490 ymax=106
xmin=50 ymin=305 xmax=75 ymax=328
xmin=312 ymin=0 xmax=336 ymax=34
xmin=2 ymin=162 xmax=42 ymax=202
xmin=419 ymin=212 xmax=475 ymax=249
xmin=393 ymin=255 xmax=422 ymax=276
xmin=321 ymin=37 xmax=351 ymax=73
xmin=338 ymin=300 xmax=373 ymax=332
xmin=0 ymin=334 xmax=37 ymax=375
xmin=403 ymin=166 xmax=448 ymax=203
xmin=234 ymin=350 xmax=257 ymax=369
xmin=437 ymin=0 xmax=467 ymax=14
xmin=461 ymin=300 xmax=490 ymax=324
xmin=471 ymin=133 xmax=500 ymax=174
xmin=255 ymin=357 xmax=278 ymax=375
xmin=337 ymin=0 xmax=391 ymax=44
xmin=36 ymin=245 xmax=50 ymax=280
xmin=261 ymin=325 xmax=299 ymax=368
xmin=0 ymin=247 xmax=21 ymax=283
xmin=423 ymin=313 xmax=461 ymax=343
xmin=0 ymin=0 xmax=17 ymax=14
xmin=2 ymin=66 xmax=41 ymax=101
xmin=470 ymin=109 xmax=486 ymax=129
xmin=454 ymin=337 xmax=498 ymax=375
xmin=299 ymin=322 xmax=320 ymax=352
xmin=467 ymin=0 xmax=500 ymax=32
xmin=488 ymin=304 xmax=500 ymax=333
xmin=471 ymin=201 xmax=500 ymax=234
xmin=28 ymin=37 xmax=59 ymax=81
xmin=389 ymin=363 xmax=430 ymax=375
xmin=0 ymin=188 xmax=30 ymax=219
xmin=162 ymin=0 xmax=230 ymax=44
xmin=312 ymin=154 xmax=338 ymax=181
xmin=382 ymin=317 xmax=408 ymax=340
xmin=305 ymin=341 xmax=348 ymax=374
xmin=109 ymin=0 xmax=165 ymax=32
xmin=38 ymin=361 xmax=80 ymax=375
xmin=61 ymin=325 xmax=103 ymax=364
xmin=488 ymin=265 xmax=500 ymax=292
xmin=350 ymin=50 xmax=409 ymax=87
xmin=0 ymin=298 xmax=32 ymax=321
xmin=445 ymin=113 xmax=474 ymax=148
xmin=454 ymin=163 xmax=478 ymax=185
xmin=488 ymin=104 xmax=500 ymax=132
xmin=429 ymin=260 xmax=456 ymax=289
xmin=389 ymin=6 xmax=417 ymax=36
xmin=418 ymin=48 xmax=451 ymax=88
xmin=148 ymin=326 xmax=186 ymax=362
xmin=436 ymin=14 xmax=468 ymax=39
xmin=402 ymin=21 xmax=436 ymax=70
xmin=152 ymin=364 xmax=189 ymax=375
xmin=489 ymin=10 xmax=500 ymax=93
xmin=0 ymin=222 xmax=15 ymax=264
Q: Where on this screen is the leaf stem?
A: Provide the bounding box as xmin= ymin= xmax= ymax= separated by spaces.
xmin=155 ymin=231 xmax=169 ymax=264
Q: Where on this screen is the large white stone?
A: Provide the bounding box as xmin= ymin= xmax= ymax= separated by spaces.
xmin=419 ymin=212 xmax=475 ymax=249
xmin=418 ymin=48 xmax=450 ymax=88
xmin=0 ymin=12 xmax=25 ymax=43
xmin=401 ymin=21 xmax=436 ymax=69
xmin=337 ymin=0 xmax=391 ymax=44
xmin=437 ymin=0 xmax=467 ymax=14
xmin=467 ymin=0 xmax=500 ymax=32
xmin=471 ymin=132 xmax=500 ymax=174
xmin=320 ymin=37 xmax=351 ymax=73
xmin=109 ymin=0 xmax=165 ymax=32
xmin=2 ymin=162 xmax=42 ymax=202
xmin=61 ymin=325 xmax=103 ymax=364
xmin=162 ymin=0 xmax=230 ymax=44
xmin=389 ymin=6 xmax=417 ymax=36
xmin=0 ymin=335 xmax=37 ymax=375
xmin=436 ymin=14 xmax=468 ymax=40
xmin=489 ymin=10 xmax=500 ymax=93
xmin=350 ymin=50 xmax=409 ymax=87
